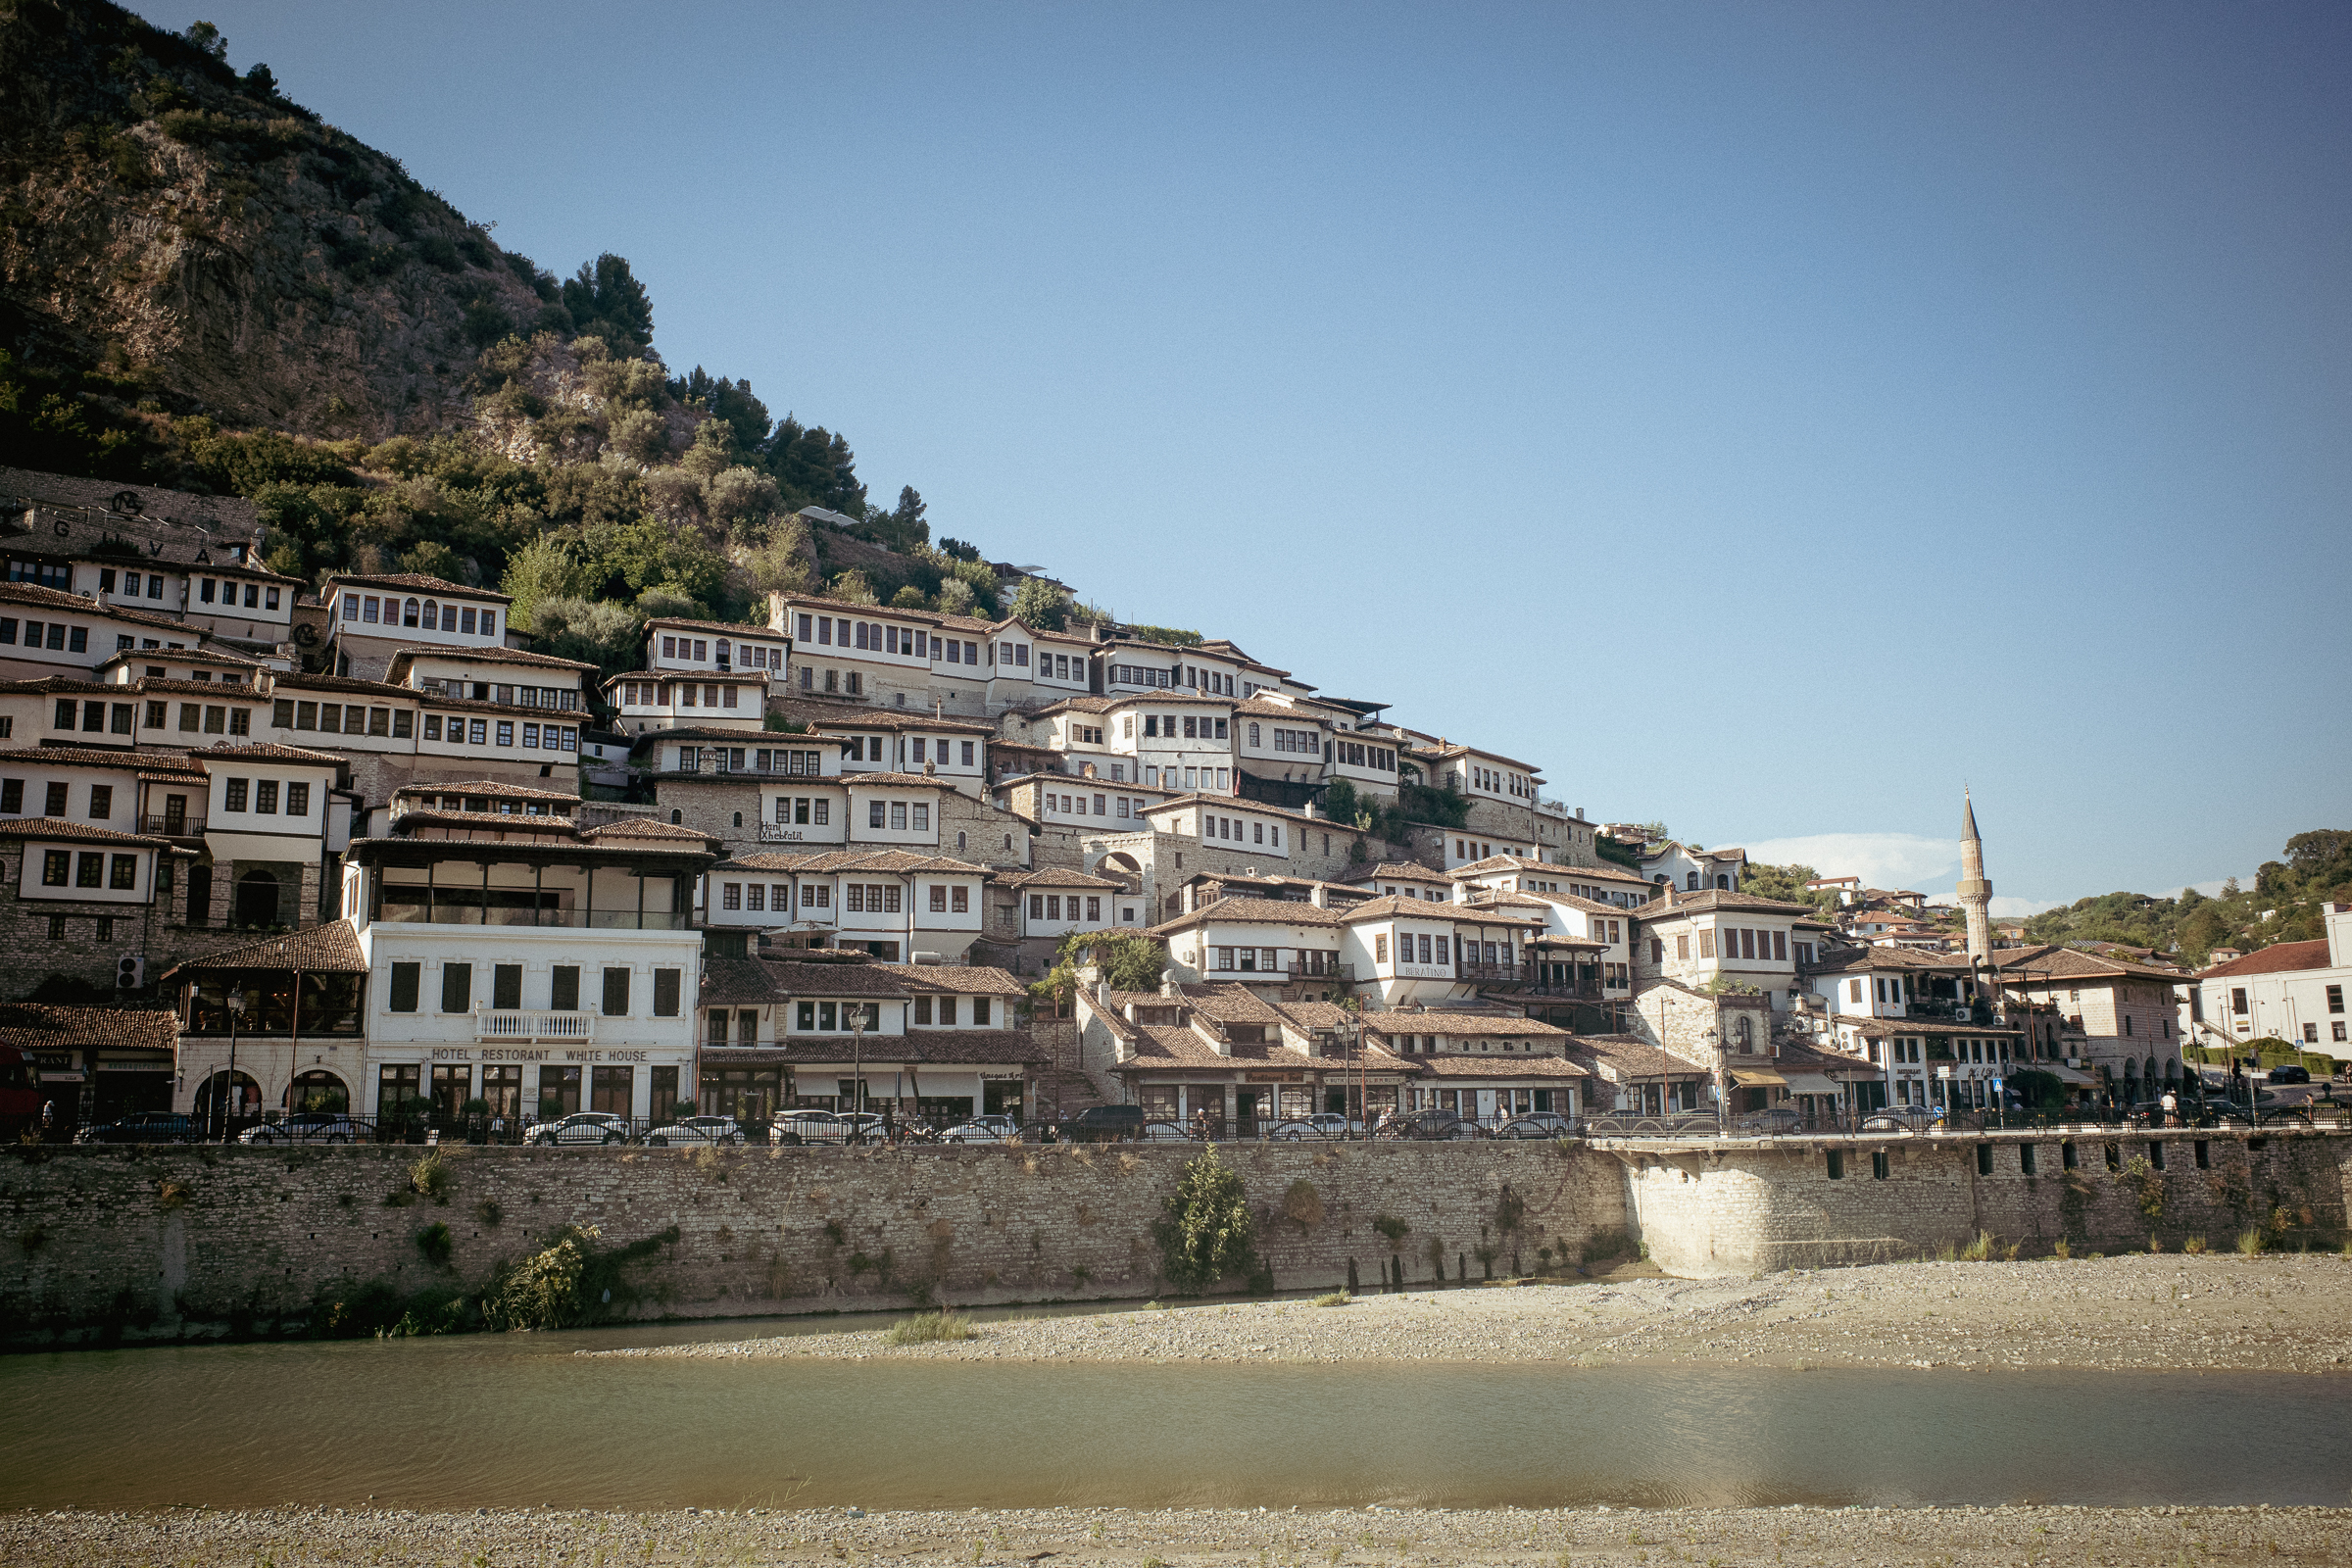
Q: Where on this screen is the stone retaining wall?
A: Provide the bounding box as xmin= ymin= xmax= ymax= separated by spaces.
xmin=6 ymin=1129 xmax=2344 ymax=1346
xmin=1620 ymin=1129 xmax=2352 ymax=1275
xmin=0 ymin=1139 xmax=1624 ymax=1347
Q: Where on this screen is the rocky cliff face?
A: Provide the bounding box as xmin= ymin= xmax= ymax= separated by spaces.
xmin=0 ymin=0 xmax=554 ymax=439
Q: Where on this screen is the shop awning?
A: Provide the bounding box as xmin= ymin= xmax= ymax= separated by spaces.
xmin=1779 ymin=1072 xmax=1841 ymax=1095
xmin=1727 ymin=1068 xmax=1788 ymax=1087
xmin=2034 ymin=1064 xmax=2097 ymax=1086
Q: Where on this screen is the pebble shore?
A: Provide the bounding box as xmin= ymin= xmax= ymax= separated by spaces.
xmin=597 ymin=1252 xmax=2352 ymax=1373
xmin=8 ymin=1503 xmax=2346 ymax=1567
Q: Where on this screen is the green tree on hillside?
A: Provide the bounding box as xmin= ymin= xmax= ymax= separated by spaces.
xmin=561 ymin=255 xmax=655 ymax=352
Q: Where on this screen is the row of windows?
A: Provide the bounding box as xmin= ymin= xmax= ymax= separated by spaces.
xmin=196 ymin=576 xmax=277 ymax=612
xmin=1136 ymin=713 xmax=1229 ymax=741
xmin=658 ymin=635 xmax=782 ymax=668
xmin=274 ymin=700 xmax=411 ymax=737
xmin=0 ymin=617 xmax=87 ymax=654
xmin=101 ymin=569 xmax=167 ymax=602
xmin=622 ymin=681 xmax=743 ymax=710
xmin=342 ymin=595 xmax=499 ymax=637
xmin=793 ymin=613 xmax=982 ymax=668
xmin=1374 ymin=933 xmax=1457 ymax=967
xmin=1 ymin=779 xmax=155 ymax=820
xmin=220 ymin=777 xmax=312 ymax=816
xmin=385 ymin=961 xmax=679 ymax=1017
xmin=1043 ymin=791 xmax=1150 ymax=820
xmin=867 ymin=800 xmax=930 ymax=831
xmin=800 ymin=667 xmax=864 ymax=695
xmin=1106 ymin=663 xmax=1173 ymax=687
xmin=419 ymin=716 xmax=578 ymax=751
xmin=1031 ymin=893 xmax=1102 ymax=923
xmin=414 ymin=680 xmax=578 ymax=710
xmin=775 ymin=797 xmax=831 ymax=824
xmin=1200 ymin=812 xmax=1281 ymax=847
xmin=1266 ymin=726 xmax=1318 ymax=754
xmin=1210 ymin=947 xmax=1339 ymax=973
xmin=845 ymin=883 xmax=901 ymax=913
xmin=718 ymin=880 xmax=972 ymax=915
xmin=1334 ymin=740 xmax=1396 ymax=771
xmin=1678 ymin=927 xmax=1788 ymax=963
xmin=1152 ymin=766 xmax=1228 ymax=792
xmin=39 ymin=851 xmax=140 ymax=890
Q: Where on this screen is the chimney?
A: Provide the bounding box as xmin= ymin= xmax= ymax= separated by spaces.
xmin=1303 ymin=802 xmax=1317 ymax=819
xmin=1159 ymin=967 xmax=1178 ymax=999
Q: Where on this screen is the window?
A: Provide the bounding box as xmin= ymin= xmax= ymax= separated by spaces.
xmin=442 ymin=963 xmax=472 ymax=1012
xmin=88 ymin=784 xmax=112 ymax=820
xmin=653 ymin=969 xmax=681 ymax=1016
xmin=224 ymin=778 xmax=248 ymax=812
xmin=548 ymin=965 xmax=580 ymax=1011
xmin=388 ymin=962 xmax=420 ymax=1011
xmin=40 ymin=850 xmax=69 ymax=887
xmin=1375 ymin=934 xmax=1389 ymax=963
xmin=492 ymin=964 xmax=522 ymax=1010
xmin=1698 ymin=929 xmax=1714 ymax=958
xmin=603 ymin=967 xmax=631 ymax=1016
xmin=109 ymin=855 xmax=136 ymax=890
xmin=870 ymin=800 xmax=887 ymax=829
xmin=2329 ymin=985 xmax=2344 ymax=1014
xmin=1871 ymin=1152 xmax=1889 ymax=1180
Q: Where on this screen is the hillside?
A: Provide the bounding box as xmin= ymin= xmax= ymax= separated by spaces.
xmin=2021 ymin=830 xmax=2352 ymax=968
xmin=0 ymin=1 xmax=1106 ymax=693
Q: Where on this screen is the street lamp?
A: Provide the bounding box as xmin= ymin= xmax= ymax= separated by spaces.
xmin=219 ymin=982 xmax=247 ymax=1143
xmin=1334 ymin=1007 xmax=1362 ymax=1138
xmin=848 ymin=1004 xmax=867 ymax=1145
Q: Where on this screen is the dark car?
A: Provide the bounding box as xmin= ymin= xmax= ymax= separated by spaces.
xmin=74 ymin=1111 xmax=201 ymax=1145
xmin=2267 ymin=1064 xmax=2312 ymax=1085
xmin=1060 ymin=1104 xmax=1147 ymax=1143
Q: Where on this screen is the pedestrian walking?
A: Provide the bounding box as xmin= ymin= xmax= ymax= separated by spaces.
xmin=2159 ymin=1087 xmax=2178 ymax=1128
xmin=39 ymin=1100 xmax=53 ymax=1141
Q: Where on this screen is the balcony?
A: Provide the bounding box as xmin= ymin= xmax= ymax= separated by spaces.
xmin=474 ymin=1007 xmax=595 ymax=1044
xmin=1459 ymin=961 xmax=1522 ymax=984
xmin=1519 ymin=981 xmax=1604 ymax=1001
xmin=140 ymin=814 xmax=206 ymax=837
xmin=1285 ymin=961 xmax=1354 ymax=983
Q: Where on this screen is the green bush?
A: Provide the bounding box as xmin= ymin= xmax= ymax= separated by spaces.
xmin=1153 ymin=1148 xmax=1258 ymax=1293
xmin=415 ymin=1222 xmax=453 ymax=1267
xmin=883 ymin=1310 xmax=976 ymax=1346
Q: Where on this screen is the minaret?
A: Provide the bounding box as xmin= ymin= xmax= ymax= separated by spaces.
xmin=1956 ymin=789 xmax=1993 ymax=965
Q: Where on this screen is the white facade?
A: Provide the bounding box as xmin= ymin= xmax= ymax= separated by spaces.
xmin=2189 ymin=906 xmax=2352 ymax=1055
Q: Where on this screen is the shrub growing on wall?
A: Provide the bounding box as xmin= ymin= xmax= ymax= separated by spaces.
xmin=1154 ymin=1149 xmax=1258 ymax=1293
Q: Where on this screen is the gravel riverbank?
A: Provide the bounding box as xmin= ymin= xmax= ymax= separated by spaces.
xmin=8 ymin=1504 xmax=2347 ymax=1567
xmin=597 ymin=1252 xmax=2352 ymax=1373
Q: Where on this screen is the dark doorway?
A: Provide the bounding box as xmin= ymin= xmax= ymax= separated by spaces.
xmin=234 ymin=869 xmax=283 ymax=929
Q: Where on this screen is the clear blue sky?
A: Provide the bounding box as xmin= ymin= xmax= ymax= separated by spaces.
xmin=133 ymin=2 xmax=2352 ymax=912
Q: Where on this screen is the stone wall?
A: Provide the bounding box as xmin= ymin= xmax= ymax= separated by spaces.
xmin=6 ymin=1130 xmax=2341 ymax=1346
xmin=1621 ymin=1129 xmax=2352 ymax=1276
xmin=0 ymin=1140 xmax=1626 ymax=1346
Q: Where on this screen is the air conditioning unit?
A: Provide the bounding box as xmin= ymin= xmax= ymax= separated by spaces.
xmin=116 ymin=955 xmax=144 ymax=990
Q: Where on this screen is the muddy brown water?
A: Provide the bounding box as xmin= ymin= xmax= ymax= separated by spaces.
xmin=2 ymin=1315 xmax=2346 ymax=1510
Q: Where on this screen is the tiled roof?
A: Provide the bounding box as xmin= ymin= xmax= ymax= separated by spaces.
xmin=388 ymin=808 xmax=581 ymax=833
xmin=806 ymin=712 xmax=994 ymax=734
xmin=873 ymin=962 xmax=1028 ymax=997
xmin=387 ymin=643 xmax=594 ymax=673
xmin=642 ymin=616 xmax=789 ymax=638
xmin=1455 ymin=854 xmax=1651 ymax=886
xmin=1174 ymin=982 xmax=1287 ymax=1024
xmin=322 ymin=571 xmax=512 ymax=603
xmin=1409 ymin=1054 xmax=1590 ymax=1080
xmin=756 ymin=959 xmax=912 ymax=998
xmin=393 ymin=779 xmax=580 ymax=803
xmin=1149 ymin=897 xmax=1346 ymax=934
xmin=1573 ymin=1036 xmax=1716 ymax=1079
xmin=2196 ymin=940 xmax=2333 ymax=979
xmin=839 ymin=770 xmax=963 ymax=789
xmin=1807 ymin=947 xmax=1970 ymax=975
xmin=1142 ymin=794 xmax=1353 ymax=831
xmin=1116 ymin=1023 xmax=1316 ymax=1071
xmin=1988 ymin=945 xmax=2191 ymax=985
xmin=267 ymin=672 xmax=418 ymax=699
xmin=0 ymin=578 xmax=204 ymax=637
xmin=729 ymin=1031 xmax=1046 ymax=1066
xmin=1633 ymin=891 xmax=1816 ymax=919
xmin=1362 ymin=1010 xmax=1571 ymax=1039
xmin=1339 ymin=894 xmax=1544 ymax=926
xmin=1342 ymin=861 xmax=1451 ymax=884
xmin=579 ymin=819 xmax=721 ymax=846
xmin=0 ymin=744 xmax=204 ymax=774
xmin=992 ymin=866 xmax=1126 ymax=890
xmin=1494 ymin=890 xmax=1631 ymax=917
xmin=172 ymin=918 xmax=368 ymax=974
xmin=0 ymin=816 xmax=172 ymax=847
xmin=182 ymin=741 xmax=346 ymax=765
xmin=97 ymin=644 xmax=270 ymax=669
xmin=716 ymin=849 xmax=989 ymax=875
xmin=0 ymin=1002 xmax=176 ymax=1054
xmin=1832 ymin=1015 xmax=2025 ymax=1038
xmin=625 ymin=726 xmax=789 ymax=754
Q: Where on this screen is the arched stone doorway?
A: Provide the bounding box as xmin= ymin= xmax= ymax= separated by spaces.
xmin=286 ymin=1069 xmax=349 ymax=1112
xmin=193 ymin=1069 xmax=262 ymax=1134
xmin=234 ymin=869 xmax=284 ymax=929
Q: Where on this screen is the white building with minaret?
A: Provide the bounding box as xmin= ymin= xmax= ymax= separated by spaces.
xmin=1956 ymin=790 xmax=1993 ymax=965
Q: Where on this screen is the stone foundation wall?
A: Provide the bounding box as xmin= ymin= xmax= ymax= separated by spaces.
xmin=5 ymin=1130 xmax=2341 ymax=1347
xmin=1621 ymin=1129 xmax=2352 ymax=1275
xmin=0 ymin=1140 xmax=1625 ymax=1346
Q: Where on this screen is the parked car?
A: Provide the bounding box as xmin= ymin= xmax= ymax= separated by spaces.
xmin=941 ymin=1114 xmax=1020 ymax=1144
xmin=240 ymin=1112 xmax=364 ymax=1145
xmin=526 ymin=1112 xmax=632 ymax=1147
xmin=1138 ymin=1119 xmax=1197 ymax=1143
xmin=1494 ymin=1112 xmax=1576 ymax=1140
xmin=75 ymin=1111 xmax=202 ymax=1145
xmin=1268 ymin=1113 xmax=1359 ymax=1140
xmin=1060 ymin=1104 xmax=1148 ymax=1142
xmin=776 ymin=1110 xmax=888 ymax=1145
xmin=1860 ymin=1104 xmax=1940 ymax=1134
xmin=2267 ymin=1063 xmax=2312 ymax=1085
xmin=1378 ymin=1109 xmax=1481 ymax=1141
xmin=1735 ymin=1106 xmax=1805 ymax=1136
xmin=645 ymin=1115 xmax=741 ymax=1148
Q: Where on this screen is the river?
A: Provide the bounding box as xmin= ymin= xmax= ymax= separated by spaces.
xmin=3 ymin=1315 xmax=2345 ymax=1511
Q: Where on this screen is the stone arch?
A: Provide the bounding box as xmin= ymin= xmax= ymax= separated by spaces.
xmin=287 ymin=1069 xmax=350 ymax=1112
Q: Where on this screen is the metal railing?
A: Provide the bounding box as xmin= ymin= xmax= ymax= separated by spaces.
xmin=1459 ymin=961 xmax=1521 ymax=983
xmin=474 ymin=1007 xmax=595 ymax=1043
xmin=1284 ymin=960 xmax=1353 ymax=982
xmin=140 ymin=814 xmax=205 ymax=836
